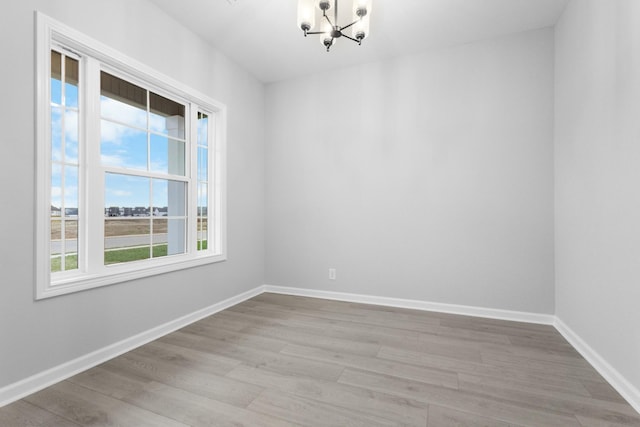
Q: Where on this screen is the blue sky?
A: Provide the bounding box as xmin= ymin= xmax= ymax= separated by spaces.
xmin=51 ymin=78 xmax=208 ymax=210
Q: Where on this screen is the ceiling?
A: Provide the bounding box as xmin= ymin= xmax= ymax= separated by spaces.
xmin=149 ymin=0 xmax=569 ymax=83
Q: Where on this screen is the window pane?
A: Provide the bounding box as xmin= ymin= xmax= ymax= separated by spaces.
xmin=101 ymin=121 xmax=148 ymax=170
xmin=50 ymin=219 xmax=62 ymax=273
xmin=153 ymin=179 xmax=186 ymax=216
xmin=50 ymin=220 xmax=78 ymax=272
xmin=64 ymin=220 xmax=79 ymax=268
xmin=51 ymin=51 xmax=62 ymax=105
xmin=64 ymin=167 xmax=78 ymax=215
xmin=150 ymin=92 xmax=185 ymax=138
xmin=198 ymin=183 xmax=208 ymax=217
xmin=105 ymin=174 xmax=150 ymax=215
xmin=65 ymin=110 xmax=79 ymax=163
xmin=100 ymin=72 xmax=147 ymax=129
xmin=105 ymin=219 xmax=151 ymax=238
xmin=51 ymin=219 xmax=61 ymax=242
xmin=51 ymin=164 xmax=62 ymax=210
xmin=65 ymin=220 xmax=78 ymax=241
xmin=152 ymin=179 xmax=167 ymax=214
xmin=161 ymin=218 xmax=187 ymax=256
xmin=150 ymin=134 xmax=185 ymax=175
xmin=51 ymin=107 xmax=62 ymax=162
xmin=50 ymin=255 xmax=63 ymax=273
xmin=105 ymin=219 xmax=150 ymax=265
xmin=197 ymin=217 xmax=208 ymax=251
xmin=198 ymin=147 xmax=208 ymax=181
xmin=152 ymin=218 xmax=168 ymax=258
xmin=197 ymin=112 xmax=208 ymax=147
xmin=151 ymin=219 xmax=168 ymax=258
xmin=152 ymin=218 xmax=167 ymax=239
xmin=64 ymin=56 xmax=79 ymax=108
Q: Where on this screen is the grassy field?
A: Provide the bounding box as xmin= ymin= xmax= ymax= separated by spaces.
xmin=51 ymin=240 xmax=208 ymax=272
xmin=51 ymin=244 xmax=167 ymax=271
xmin=51 ymin=254 xmax=78 ymax=272
xmin=104 ymin=244 xmax=168 ymax=265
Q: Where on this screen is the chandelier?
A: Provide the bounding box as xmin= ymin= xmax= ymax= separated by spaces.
xmin=297 ymin=0 xmax=372 ymax=52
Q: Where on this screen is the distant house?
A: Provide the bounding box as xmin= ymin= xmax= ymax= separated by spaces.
xmin=133 ymin=206 xmax=149 ymax=217
xmin=51 ymin=205 xmax=61 ymax=217
xmin=153 ymin=207 xmax=168 ymax=216
xmin=107 ymin=207 xmax=120 ymax=217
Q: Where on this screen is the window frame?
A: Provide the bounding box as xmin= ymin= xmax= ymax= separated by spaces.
xmin=35 ymin=12 xmax=227 ymax=300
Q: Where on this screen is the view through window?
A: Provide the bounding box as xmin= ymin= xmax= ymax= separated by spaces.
xmin=50 ymin=49 xmax=80 ymax=273
xmin=38 ymin=13 xmax=226 ymax=299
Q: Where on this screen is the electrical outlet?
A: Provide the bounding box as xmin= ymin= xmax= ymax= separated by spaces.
xmin=328 ymin=268 xmax=336 ymax=280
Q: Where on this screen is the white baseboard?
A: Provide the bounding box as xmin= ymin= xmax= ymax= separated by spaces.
xmin=3 ymin=283 xmax=638 ymax=417
xmin=0 ymin=285 xmax=265 ymax=408
xmin=263 ymin=285 xmax=556 ymax=325
xmin=554 ymin=317 xmax=640 ymax=414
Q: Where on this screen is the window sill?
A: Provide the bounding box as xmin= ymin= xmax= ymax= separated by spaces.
xmin=37 ymin=253 xmax=226 ymax=300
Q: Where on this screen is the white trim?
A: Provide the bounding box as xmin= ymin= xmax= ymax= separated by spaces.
xmin=34 ymin=10 xmax=54 ymax=299
xmin=39 ymin=254 xmax=228 ymax=299
xmin=554 ymin=317 xmax=640 ymax=414
xmin=0 ymin=285 xmax=265 ymax=408
xmin=263 ymin=285 xmax=555 ymax=325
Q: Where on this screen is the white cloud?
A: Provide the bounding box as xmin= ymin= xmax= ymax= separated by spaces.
xmin=109 ymin=189 xmax=133 ymax=197
xmin=101 ymin=153 xmax=125 ymax=167
xmin=50 ymin=108 xmax=79 ymax=163
xmin=100 ymin=120 xmax=139 ymax=145
xmin=101 ymin=153 xmax=147 ymax=171
xmin=100 ymin=97 xmax=147 ymax=131
xmin=65 ymin=110 xmax=78 ymax=142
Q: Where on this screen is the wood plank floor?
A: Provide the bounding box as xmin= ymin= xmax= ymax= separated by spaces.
xmin=2 ymin=293 xmax=639 ymax=426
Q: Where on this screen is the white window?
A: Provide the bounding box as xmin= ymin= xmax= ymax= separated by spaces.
xmin=35 ymin=13 xmax=227 ymax=299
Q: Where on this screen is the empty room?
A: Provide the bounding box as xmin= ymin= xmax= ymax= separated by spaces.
xmin=1 ymin=0 xmax=639 ymax=425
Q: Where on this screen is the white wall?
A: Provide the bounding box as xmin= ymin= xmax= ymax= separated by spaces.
xmin=555 ymin=0 xmax=640 ymax=398
xmin=265 ymin=28 xmax=555 ymax=314
xmin=0 ymin=0 xmax=264 ymax=388
xmin=7 ymin=0 xmax=639 ymax=410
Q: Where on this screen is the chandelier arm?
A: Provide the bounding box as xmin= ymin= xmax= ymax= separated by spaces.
xmin=342 ymin=34 xmax=361 ymax=43
xmin=323 ymin=12 xmax=334 ymax=28
xmin=340 ymin=19 xmax=361 ymax=32
xmin=306 ymin=31 xmax=328 ymax=35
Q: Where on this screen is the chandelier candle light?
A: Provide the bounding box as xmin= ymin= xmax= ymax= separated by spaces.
xmin=297 ymin=0 xmax=372 ymax=51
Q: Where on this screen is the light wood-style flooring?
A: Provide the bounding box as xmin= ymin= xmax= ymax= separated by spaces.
xmin=1 ymin=293 xmax=639 ymax=426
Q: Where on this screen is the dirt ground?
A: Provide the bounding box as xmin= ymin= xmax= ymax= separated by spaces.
xmin=51 ymin=218 xmax=207 ymax=239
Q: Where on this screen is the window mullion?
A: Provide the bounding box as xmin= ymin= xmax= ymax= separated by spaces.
xmin=189 ymin=104 xmax=198 ymax=254
xmin=211 ymin=112 xmax=221 ymax=254
xmin=84 ymin=57 xmax=105 ymax=275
